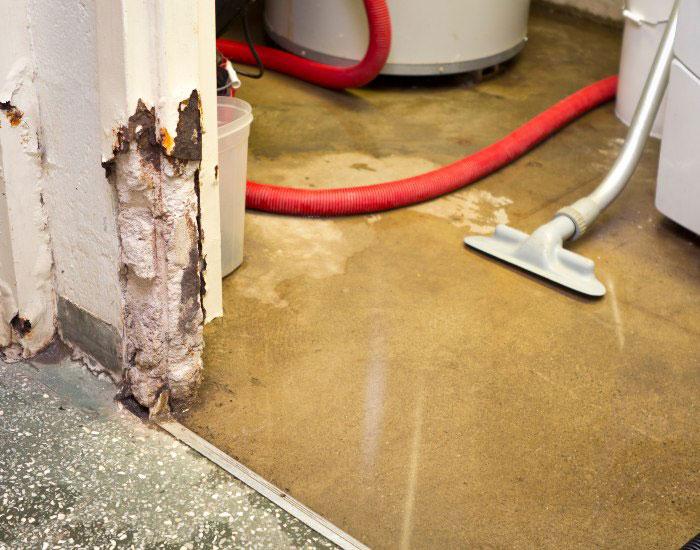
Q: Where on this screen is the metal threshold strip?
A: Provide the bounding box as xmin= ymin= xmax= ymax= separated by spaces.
xmin=157 ymin=420 xmax=370 ymax=550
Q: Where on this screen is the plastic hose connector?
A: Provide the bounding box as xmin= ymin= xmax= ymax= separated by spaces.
xmin=556 ymin=206 xmax=589 ymax=239
xmin=681 ymin=532 xmax=700 ymax=550
xmin=556 ymin=197 xmax=603 ymax=240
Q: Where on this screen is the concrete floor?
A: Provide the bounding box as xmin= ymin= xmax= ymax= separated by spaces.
xmin=185 ymin=6 xmax=700 ymax=549
xmin=0 ymin=346 xmax=336 ymax=549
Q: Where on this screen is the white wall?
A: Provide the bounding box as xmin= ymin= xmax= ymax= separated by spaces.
xmin=0 ymin=158 xmax=17 ymax=348
xmin=94 ymin=0 xmax=222 ymax=322
xmin=29 ymin=0 xmax=124 ymax=331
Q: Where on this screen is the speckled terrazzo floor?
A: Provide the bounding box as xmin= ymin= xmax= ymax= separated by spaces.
xmin=0 ymin=347 xmax=336 ymax=550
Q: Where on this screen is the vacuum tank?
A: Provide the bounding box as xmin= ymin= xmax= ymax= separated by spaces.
xmin=264 ymin=0 xmax=531 ymax=76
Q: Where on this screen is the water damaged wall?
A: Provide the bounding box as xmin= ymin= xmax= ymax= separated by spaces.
xmin=0 ymin=0 xmax=222 ymax=416
xmin=104 ymin=93 xmax=205 ymax=413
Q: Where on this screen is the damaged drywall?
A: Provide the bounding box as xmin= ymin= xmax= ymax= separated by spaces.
xmin=106 ymin=92 xmax=205 ymax=414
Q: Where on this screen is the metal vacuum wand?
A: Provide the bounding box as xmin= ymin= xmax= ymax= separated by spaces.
xmin=465 ymin=0 xmax=680 ymax=297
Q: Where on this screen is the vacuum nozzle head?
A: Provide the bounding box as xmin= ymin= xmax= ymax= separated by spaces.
xmin=465 ymin=222 xmax=606 ymax=297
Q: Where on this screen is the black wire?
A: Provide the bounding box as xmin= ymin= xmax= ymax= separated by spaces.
xmin=215 ymin=0 xmax=251 ymax=38
xmin=233 ymin=10 xmax=265 ymax=80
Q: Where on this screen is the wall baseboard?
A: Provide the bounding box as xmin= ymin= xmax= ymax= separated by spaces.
xmin=57 ymin=296 xmax=122 ymax=380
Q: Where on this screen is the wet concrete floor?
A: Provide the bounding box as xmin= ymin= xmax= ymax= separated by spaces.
xmin=185 ymin=6 xmax=700 ymax=548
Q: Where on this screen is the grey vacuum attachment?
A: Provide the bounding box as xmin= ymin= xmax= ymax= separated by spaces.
xmin=466 ymin=0 xmax=680 ymax=297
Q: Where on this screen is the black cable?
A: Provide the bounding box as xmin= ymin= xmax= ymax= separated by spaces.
xmin=215 ymin=0 xmax=251 ymax=38
xmin=233 ymin=9 xmax=265 ymax=80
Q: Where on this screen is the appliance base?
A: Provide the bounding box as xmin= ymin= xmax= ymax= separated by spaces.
xmin=265 ymin=22 xmax=526 ymax=77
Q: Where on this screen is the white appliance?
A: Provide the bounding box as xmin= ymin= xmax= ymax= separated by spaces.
xmin=656 ymin=0 xmax=700 ymax=235
xmin=616 ymin=0 xmax=676 ymax=138
xmin=263 ymin=0 xmax=531 ymax=76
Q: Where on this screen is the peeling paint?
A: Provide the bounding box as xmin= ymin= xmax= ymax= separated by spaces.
xmin=170 ymin=90 xmax=202 ymax=161
xmin=101 ymin=158 xmax=116 ymax=179
xmin=115 ymin=100 xmax=163 ymax=172
xmin=107 ymin=93 xmax=205 ymax=415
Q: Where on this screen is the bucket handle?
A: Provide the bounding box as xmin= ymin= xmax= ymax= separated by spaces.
xmin=622 ymin=3 xmax=669 ymax=25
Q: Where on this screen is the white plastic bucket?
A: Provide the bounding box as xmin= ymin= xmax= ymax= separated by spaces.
xmin=218 ymin=97 xmax=253 ymax=277
xmin=615 ymin=0 xmax=675 ymax=138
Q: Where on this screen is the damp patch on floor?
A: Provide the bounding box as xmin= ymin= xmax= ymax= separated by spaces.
xmin=230 ymin=215 xmax=377 ymax=308
xmin=249 ymin=151 xmax=441 ymax=189
xmin=412 ymin=188 xmax=513 ymax=231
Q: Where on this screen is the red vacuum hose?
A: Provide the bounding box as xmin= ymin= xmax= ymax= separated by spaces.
xmin=216 ymin=0 xmax=391 ymax=89
xmin=217 ymin=1 xmax=617 ymax=216
xmin=245 ymin=76 xmax=618 ymax=216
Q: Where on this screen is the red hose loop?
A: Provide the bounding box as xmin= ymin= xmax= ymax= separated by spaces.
xmin=246 ymin=76 xmax=619 ymax=216
xmin=216 ymin=0 xmax=391 ymax=89
xmin=217 ymin=0 xmax=617 ymax=216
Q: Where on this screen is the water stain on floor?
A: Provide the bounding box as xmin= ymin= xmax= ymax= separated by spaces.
xmin=412 ymin=189 xmax=513 ymax=231
xmin=231 ymin=215 xmax=377 ymax=308
xmin=250 ymin=151 xmax=442 ymax=189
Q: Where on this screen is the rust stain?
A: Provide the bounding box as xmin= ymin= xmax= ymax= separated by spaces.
xmin=0 ymin=101 xmax=23 ymax=126
xmin=179 ymin=214 xmax=203 ymax=333
xmin=161 ymin=127 xmax=174 ymax=154
xmin=114 ymin=99 xmax=163 ymax=172
xmin=170 ymin=90 xmax=202 ymax=161
xmin=8 ymin=111 xmax=22 ymax=126
xmin=110 ymin=93 xmax=203 ymax=170
xmin=193 ymin=168 xmax=206 ymax=319
xmin=10 ymin=314 xmax=32 ymax=338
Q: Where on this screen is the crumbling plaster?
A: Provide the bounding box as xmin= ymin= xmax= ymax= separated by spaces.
xmin=106 ymin=95 xmax=205 ymax=411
